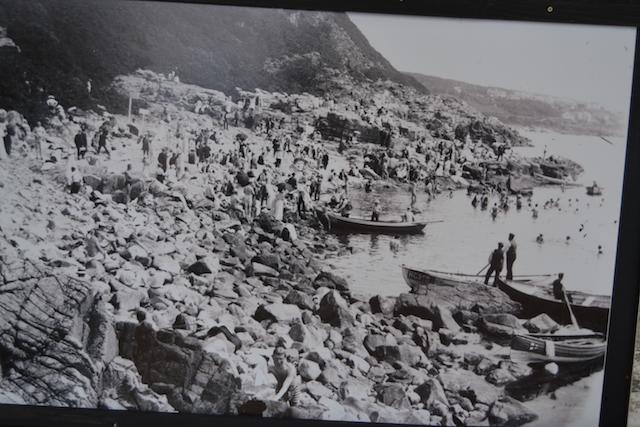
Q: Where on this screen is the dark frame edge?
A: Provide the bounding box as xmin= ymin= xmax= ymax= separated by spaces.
xmin=134 ymin=0 xmax=640 ymax=27
xmin=600 ymin=29 xmax=640 ymax=427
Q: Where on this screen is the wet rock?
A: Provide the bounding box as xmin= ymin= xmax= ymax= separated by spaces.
xmin=369 ymin=295 xmax=396 ymax=316
xmin=523 ymin=313 xmax=559 ymax=334
xmin=313 ymin=271 xmax=350 ymax=294
xmin=254 ymin=303 xmax=302 ymax=324
xmin=374 ymin=383 xmax=410 ymax=409
xmin=489 ymin=396 xmax=538 ymax=426
xmin=317 ymin=290 xmax=355 ymax=328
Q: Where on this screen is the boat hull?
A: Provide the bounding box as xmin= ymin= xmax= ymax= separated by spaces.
xmin=497 ymin=279 xmax=610 ymax=333
xmin=401 ymin=265 xmax=549 ymax=292
xmin=322 ymin=211 xmax=427 ymax=234
xmin=510 ymin=334 xmax=606 ymax=363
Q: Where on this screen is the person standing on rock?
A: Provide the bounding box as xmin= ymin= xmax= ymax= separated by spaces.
xmin=68 ymin=166 xmax=83 ymax=194
xmin=270 ymin=345 xmax=300 ymax=406
xmin=97 ymin=127 xmax=110 ymax=157
xmin=484 ymin=242 xmax=504 ymax=286
xmin=33 ymin=121 xmax=46 ymax=160
xmin=506 ymin=233 xmax=517 ymax=280
xmin=74 ymin=125 xmax=88 ymax=160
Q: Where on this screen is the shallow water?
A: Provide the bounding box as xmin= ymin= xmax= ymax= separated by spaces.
xmin=326 ymin=130 xmax=627 ymax=427
xmin=328 ymin=131 xmax=627 ymax=298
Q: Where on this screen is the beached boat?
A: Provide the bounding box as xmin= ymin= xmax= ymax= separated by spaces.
xmin=510 ymin=333 xmax=606 ymax=363
xmin=586 ymin=185 xmax=603 ymax=196
xmin=497 ymin=279 xmax=610 ymax=333
xmin=321 ymin=211 xmax=427 ymax=234
xmin=534 ymin=173 xmax=582 ymax=187
xmin=401 ymin=265 xmax=550 ymax=291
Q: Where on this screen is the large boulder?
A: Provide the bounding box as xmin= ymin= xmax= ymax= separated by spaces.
xmin=374 ymin=383 xmax=410 ymax=409
xmin=0 ymin=246 xmax=105 ymax=407
xmin=395 ymin=283 xmax=520 ymax=317
xmin=489 ymin=397 xmax=538 ymax=426
xmin=313 ymin=271 xmax=350 ymax=295
xmin=284 ymin=289 xmax=314 ymax=311
xmin=438 ymin=369 xmax=502 ymax=406
xmin=369 ymin=295 xmax=396 ymax=316
xmin=415 ymin=378 xmax=449 ymax=408
xmin=317 ymin=291 xmax=355 ymax=328
xmin=480 ymin=313 xmax=527 ymax=338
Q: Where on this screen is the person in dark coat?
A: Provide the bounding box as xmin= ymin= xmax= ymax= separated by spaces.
xmin=552 ymin=273 xmax=566 ymax=300
xmin=484 ymin=242 xmax=504 ymax=286
xmin=97 ymin=128 xmax=110 ymax=155
xmin=74 ymin=125 xmax=88 ymax=159
xmin=506 ymin=233 xmax=517 ymax=280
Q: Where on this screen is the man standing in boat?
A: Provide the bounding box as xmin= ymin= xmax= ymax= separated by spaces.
xmin=552 ymin=273 xmax=568 ymax=300
xmin=484 ymin=242 xmax=504 ymax=286
xmin=506 ymin=233 xmax=517 ymax=280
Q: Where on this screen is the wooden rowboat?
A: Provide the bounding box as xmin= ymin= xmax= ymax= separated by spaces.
xmin=534 ymin=173 xmax=582 ymax=187
xmin=510 ymin=333 xmax=606 ymax=363
xmin=321 ymin=211 xmax=427 ymax=234
xmin=401 ymin=265 xmax=550 ymax=291
xmin=586 ymin=185 xmax=603 ymax=196
xmin=497 ymin=278 xmax=610 ymax=333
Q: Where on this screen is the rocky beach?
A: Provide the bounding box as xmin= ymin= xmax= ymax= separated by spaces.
xmin=0 ymin=3 xmax=631 ymax=426
xmin=0 ymin=66 xmax=604 ymax=427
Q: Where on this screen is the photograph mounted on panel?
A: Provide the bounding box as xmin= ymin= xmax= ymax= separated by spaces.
xmin=0 ymin=1 xmax=636 ymax=426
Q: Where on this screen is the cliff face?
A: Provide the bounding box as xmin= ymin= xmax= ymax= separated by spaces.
xmin=0 ymin=0 xmax=424 ymax=121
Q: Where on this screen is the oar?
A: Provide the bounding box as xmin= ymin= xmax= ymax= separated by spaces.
xmin=425 ymin=220 xmax=445 ymax=225
xmin=476 ymin=263 xmax=490 ymax=275
xmin=562 ymin=290 xmax=580 ymax=329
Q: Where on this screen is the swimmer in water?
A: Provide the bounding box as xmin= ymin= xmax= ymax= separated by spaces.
xmin=536 ymin=233 xmax=544 ymax=244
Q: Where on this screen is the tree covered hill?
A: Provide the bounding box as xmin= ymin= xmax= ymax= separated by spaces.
xmin=408 ymin=72 xmax=624 ymax=136
xmin=0 ymin=0 xmax=425 ymax=121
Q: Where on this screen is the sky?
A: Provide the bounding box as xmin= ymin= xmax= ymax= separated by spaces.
xmin=349 ymin=13 xmax=636 ymax=113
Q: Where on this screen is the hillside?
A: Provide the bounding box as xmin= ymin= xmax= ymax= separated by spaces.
xmin=0 ymin=0 xmax=424 ymax=122
xmin=409 ymin=72 xmax=625 ymax=136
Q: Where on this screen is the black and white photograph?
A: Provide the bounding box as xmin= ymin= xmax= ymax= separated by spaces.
xmin=0 ymin=1 xmax=636 ymax=426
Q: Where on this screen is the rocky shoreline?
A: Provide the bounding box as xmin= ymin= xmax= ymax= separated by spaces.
xmin=0 ymin=70 xmax=592 ymax=427
xmin=0 ymin=153 xmax=582 ymax=426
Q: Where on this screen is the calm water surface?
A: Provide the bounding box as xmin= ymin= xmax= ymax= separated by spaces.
xmin=326 ymin=130 xmax=627 ymax=427
xmin=328 ymin=130 xmax=627 ymax=298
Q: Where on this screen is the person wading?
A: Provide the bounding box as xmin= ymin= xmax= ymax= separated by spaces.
xmin=506 ymin=233 xmax=517 ymax=280
xmin=484 ymin=242 xmax=504 ymax=286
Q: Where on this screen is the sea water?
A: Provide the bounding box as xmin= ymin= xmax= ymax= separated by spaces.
xmin=328 ymin=130 xmax=627 ymax=298
xmin=326 ymin=130 xmax=627 ymax=427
